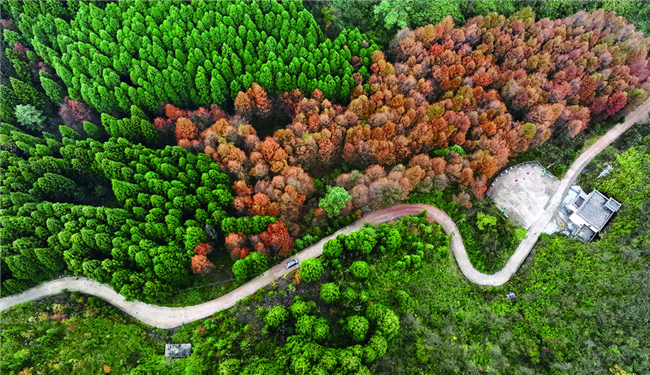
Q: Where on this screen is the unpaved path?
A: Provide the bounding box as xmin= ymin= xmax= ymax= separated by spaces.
xmin=2 ymin=98 xmax=648 ymax=328
xmin=0 ymin=205 xmax=446 ymax=329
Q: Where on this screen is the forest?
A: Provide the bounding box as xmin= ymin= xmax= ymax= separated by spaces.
xmin=1 ymin=0 xmax=649 ymax=374
xmin=4 ymin=140 xmax=650 ymax=373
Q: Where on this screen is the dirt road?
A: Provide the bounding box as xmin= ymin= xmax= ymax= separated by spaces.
xmin=2 ymin=98 xmax=648 ymax=328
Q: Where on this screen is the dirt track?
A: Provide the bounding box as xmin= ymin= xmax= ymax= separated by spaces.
xmin=2 ymin=98 xmax=648 ymax=329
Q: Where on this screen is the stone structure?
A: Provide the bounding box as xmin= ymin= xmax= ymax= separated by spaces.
xmin=165 ymin=343 xmax=193 ymax=358
xmin=565 ymin=187 xmax=621 ymax=242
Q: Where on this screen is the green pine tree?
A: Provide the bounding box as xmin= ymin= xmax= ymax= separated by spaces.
xmin=140 ymin=119 xmax=159 ymax=146
xmin=258 ymin=66 xmax=274 ymax=93
xmin=210 ymin=71 xmax=227 ymax=106
xmin=112 ymin=179 xmax=139 ymax=204
xmin=82 ymin=121 xmax=103 ymax=140
xmin=297 ymin=72 xmax=308 ymax=94
xmin=230 ymin=80 xmax=242 ymax=101
xmin=195 ymin=66 xmax=211 ymax=108
xmin=10 ymin=78 xmax=47 ymax=108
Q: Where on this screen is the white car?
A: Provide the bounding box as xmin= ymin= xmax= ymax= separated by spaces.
xmin=285 ymin=259 xmax=300 ymax=269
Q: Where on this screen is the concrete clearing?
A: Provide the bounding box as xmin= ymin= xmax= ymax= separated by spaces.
xmin=487 ymin=161 xmax=559 ymax=230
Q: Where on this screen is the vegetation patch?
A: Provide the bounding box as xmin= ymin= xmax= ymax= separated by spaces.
xmin=0 ymin=292 xmax=170 ymax=375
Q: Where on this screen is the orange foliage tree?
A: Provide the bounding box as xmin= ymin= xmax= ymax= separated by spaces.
xmin=155 ymin=9 xmax=650 ymax=238
xmin=191 ymin=243 xmax=215 ymax=274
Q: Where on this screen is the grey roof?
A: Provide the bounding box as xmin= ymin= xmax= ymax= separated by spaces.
xmin=573 ymin=225 xmax=596 ymax=243
xmin=165 ymin=344 xmax=192 ymax=358
xmin=575 ymin=191 xmax=617 ymax=231
xmin=573 ymin=196 xmax=585 ymax=208
xmin=605 ymin=197 xmax=621 ymax=212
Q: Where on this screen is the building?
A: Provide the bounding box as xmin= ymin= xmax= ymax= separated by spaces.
xmin=566 ymin=187 xmax=621 ymax=242
xmin=165 ymin=344 xmax=193 ymax=358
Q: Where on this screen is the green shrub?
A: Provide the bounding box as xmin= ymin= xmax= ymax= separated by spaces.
xmin=300 ymin=258 xmax=324 ymax=283
xmin=264 ymin=305 xmax=289 ymax=328
xmin=350 ymin=261 xmax=370 ymax=279
xmin=320 ymin=283 xmax=340 ymax=304
xmin=290 ymin=300 xmax=311 ymax=318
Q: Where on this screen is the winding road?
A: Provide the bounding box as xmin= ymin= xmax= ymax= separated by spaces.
xmin=2 ymin=98 xmax=649 ymax=329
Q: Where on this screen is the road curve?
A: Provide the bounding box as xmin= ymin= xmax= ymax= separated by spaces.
xmin=0 ymin=204 xmax=451 ymax=329
xmin=479 ymin=96 xmax=650 ymax=286
xmin=2 ymin=98 xmax=649 ymax=328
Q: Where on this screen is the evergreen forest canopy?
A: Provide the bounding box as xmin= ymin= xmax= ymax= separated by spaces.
xmin=2 ymin=0 xmax=377 ymax=114
xmin=1 ymin=1 xmax=650 ymax=373
xmin=0 ymin=122 xmax=234 ymax=301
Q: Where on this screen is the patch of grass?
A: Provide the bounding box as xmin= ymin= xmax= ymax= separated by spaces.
xmin=516 ymin=228 xmax=528 ymax=240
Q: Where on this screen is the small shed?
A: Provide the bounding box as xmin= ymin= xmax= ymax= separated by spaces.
xmin=165 ymin=343 xmax=193 ymax=358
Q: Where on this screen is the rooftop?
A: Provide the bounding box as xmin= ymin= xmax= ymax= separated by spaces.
xmin=574 ymin=196 xmax=585 ymax=208
xmin=543 ymin=185 xmax=622 ymax=243
xmin=573 ymin=224 xmax=597 ymax=243
xmin=605 ymin=197 xmax=621 ymax=212
xmin=575 ymin=191 xmax=620 ymax=231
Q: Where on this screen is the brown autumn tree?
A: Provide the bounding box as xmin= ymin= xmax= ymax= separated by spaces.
xmin=259 ymin=221 xmax=295 ymax=257
xmin=190 ymin=243 xmax=216 ymax=273
xmin=193 ymin=243 xmax=214 ymax=256
xmin=191 ymin=254 xmax=214 ymax=274
xmin=154 ymin=10 xmax=650 ymax=242
xmin=175 ymin=117 xmax=199 ymax=141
